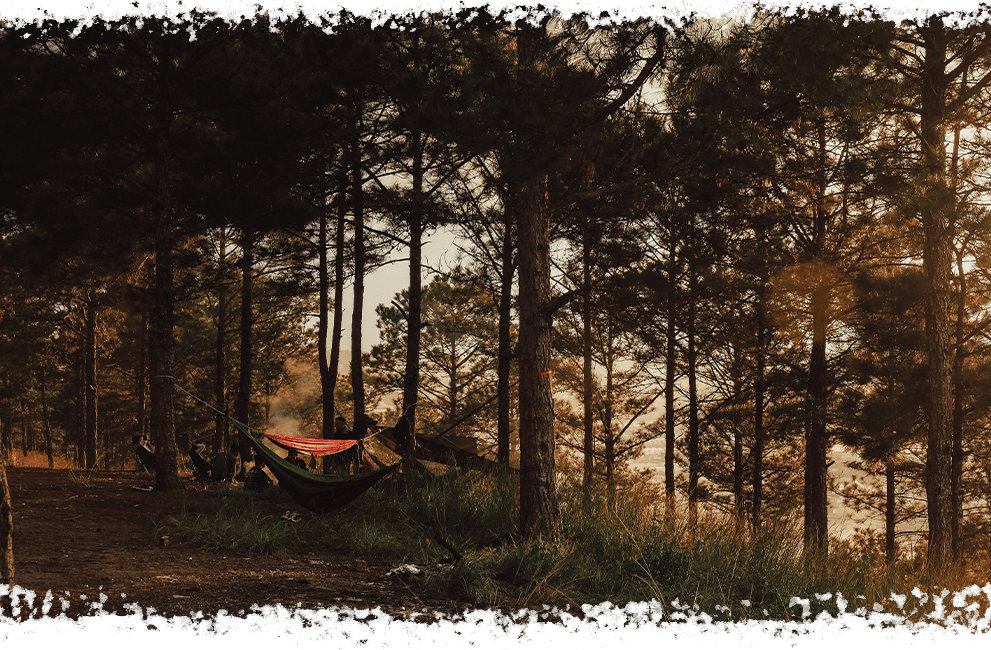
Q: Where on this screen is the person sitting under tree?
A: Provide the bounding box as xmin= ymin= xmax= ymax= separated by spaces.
xmin=211 ymin=443 xmax=241 ymax=482
xmin=286 ymin=449 xmax=308 ymax=471
xmin=244 ymin=454 xmax=273 ymax=490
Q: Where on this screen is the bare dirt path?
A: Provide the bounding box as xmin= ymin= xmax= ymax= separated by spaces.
xmin=6 ymin=467 xmax=470 ymax=619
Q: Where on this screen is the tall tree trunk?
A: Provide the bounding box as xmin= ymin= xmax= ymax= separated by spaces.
xmin=805 ymin=282 xmax=830 ymax=554
xmin=952 ymin=248 xmax=966 ymax=562
xmin=664 ymin=236 xmax=677 ymax=510
xmin=234 ymin=231 xmax=254 ymax=462
xmin=603 ymin=333 xmax=615 ymax=500
xmin=401 ymin=130 xmax=426 ymax=456
xmin=0 ymin=377 xmax=10 ymax=467
xmin=84 ymin=295 xmax=98 ymax=470
xmin=0 ymin=461 xmax=12 ymax=585
xmin=149 ymin=199 xmax=183 ymax=492
xmin=19 ymin=398 xmax=28 ymax=458
xmin=318 ymin=211 xmax=333 ymax=439
xmin=950 ymin=113 xmax=966 ymax=564
xmin=324 ymin=166 xmax=348 ymax=473
xmin=687 ymin=265 xmax=700 ymax=525
xmin=350 ymin=111 xmax=368 ymax=449
xmin=40 ymin=367 xmax=54 ymax=468
xmin=514 ymin=20 xmax=561 ymax=536
xmin=804 ymin=117 xmax=831 ymax=556
xmin=582 ymin=230 xmax=594 ymax=490
xmin=496 ymin=211 xmax=514 ymax=464
xmin=753 ymin=287 xmax=768 ymax=533
xmin=137 ymin=310 xmax=148 ymax=449
xmin=214 ymin=232 xmax=229 ymax=457
xmin=886 ymin=457 xmax=897 ymax=563
xmin=918 ymin=17 xmax=954 ymax=573
xmin=732 ymin=343 xmax=745 ymax=528
xmin=516 ymin=169 xmax=559 ymax=538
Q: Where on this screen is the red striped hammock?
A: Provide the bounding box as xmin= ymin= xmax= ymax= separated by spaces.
xmin=264 ymin=432 xmax=357 ymax=457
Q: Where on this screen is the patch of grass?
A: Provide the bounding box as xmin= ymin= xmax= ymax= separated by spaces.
xmin=163 ymin=497 xmax=296 ymax=555
xmin=161 ymin=466 xmax=979 ymax=621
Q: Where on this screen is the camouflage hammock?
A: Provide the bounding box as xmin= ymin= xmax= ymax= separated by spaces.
xmin=232 ymin=420 xmax=398 ymax=514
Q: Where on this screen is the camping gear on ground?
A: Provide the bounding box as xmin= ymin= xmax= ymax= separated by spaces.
xmin=188 ymin=444 xmax=212 ymax=480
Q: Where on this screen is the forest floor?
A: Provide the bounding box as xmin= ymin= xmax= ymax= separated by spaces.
xmin=5 ymin=466 xmax=476 ymax=620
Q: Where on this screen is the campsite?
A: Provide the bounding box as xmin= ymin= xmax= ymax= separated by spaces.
xmin=7 ymin=5 xmax=991 ymax=629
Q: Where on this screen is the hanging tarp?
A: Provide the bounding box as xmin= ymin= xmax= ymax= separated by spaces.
xmin=264 ymin=432 xmax=357 ymax=457
xmin=233 ymin=421 xmax=398 ymax=514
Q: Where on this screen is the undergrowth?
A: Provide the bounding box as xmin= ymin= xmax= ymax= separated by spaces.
xmin=160 ymin=467 xmax=990 ymax=623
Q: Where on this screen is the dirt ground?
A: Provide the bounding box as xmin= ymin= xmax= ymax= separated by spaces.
xmin=0 ymin=467 xmax=936 ymax=636
xmin=4 ymin=466 xmax=476 ymax=620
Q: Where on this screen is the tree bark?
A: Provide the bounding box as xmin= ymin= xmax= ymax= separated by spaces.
xmin=0 ymin=462 xmax=12 ymax=585
xmin=753 ymin=287 xmax=768 ymax=533
xmin=918 ymin=17 xmax=954 ymax=573
xmin=233 ymin=231 xmax=255 ymax=461
xmin=516 ymin=170 xmax=560 ymax=538
xmin=886 ymin=457 xmax=897 ymax=563
xmin=324 ymin=164 xmax=348 ymax=473
xmin=40 ymin=367 xmax=54 ymax=468
xmin=318 ymin=207 xmax=333 ymax=438
xmin=687 ymin=265 xmax=700 ymax=525
xmin=149 ymin=196 xmax=183 ymax=492
xmin=952 ymin=247 xmax=966 ymax=562
xmin=84 ymin=295 xmax=98 ymax=470
xmin=514 ymin=21 xmax=561 ymax=536
xmin=350 ymin=108 xmax=368 ymax=448
xmin=214 ymin=232 xmax=229 ymax=457
xmin=664 ymin=231 xmax=677 ymax=510
xmin=401 ymin=129 xmax=425 ymax=456
xmin=582 ymin=229 xmax=594 ymax=490
xmin=732 ymin=343 xmax=745 ymax=527
xmin=805 ymin=282 xmax=830 ymax=555
xmin=137 ymin=309 xmax=148 ymax=453
xmin=496 ymin=214 xmax=514 ymax=465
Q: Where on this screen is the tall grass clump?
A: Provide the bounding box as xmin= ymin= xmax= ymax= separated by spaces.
xmin=476 ymin=476 xmax=908 ymax=616
xmin=318 ymin=467 xmax=520 ymax=560
xmin=162 ymin=466 xmax=939 ymax=617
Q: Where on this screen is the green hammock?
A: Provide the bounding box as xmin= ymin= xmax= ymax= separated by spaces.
xmin=233 ymin=420 xmax=398 ymax=514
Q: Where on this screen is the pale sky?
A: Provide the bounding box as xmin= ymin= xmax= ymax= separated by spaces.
xmin=344 ymin=227 xmax=461 ymax=352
